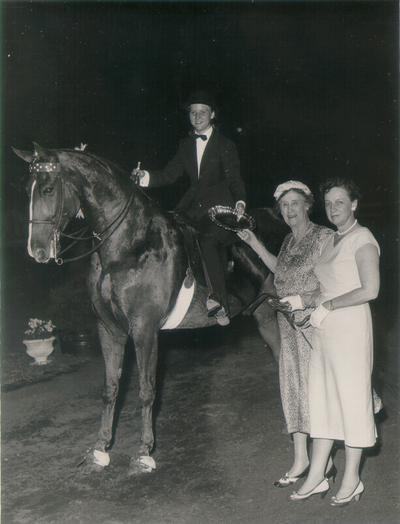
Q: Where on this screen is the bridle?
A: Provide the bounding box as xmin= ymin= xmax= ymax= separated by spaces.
xmin=28 ymin=159 xmax=136 ymax=265
xmin=29 ymin=160 xmax=65 ymax=262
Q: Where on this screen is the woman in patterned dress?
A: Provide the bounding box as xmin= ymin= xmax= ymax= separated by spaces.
xmin=238 ymin=180 xmax=334 ymax=488
xmin=290 ymin=178 xmax=380 ymax=505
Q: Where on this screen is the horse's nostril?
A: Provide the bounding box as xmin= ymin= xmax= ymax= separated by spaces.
xmin=33 ymin=248 xmax=49 ymax=263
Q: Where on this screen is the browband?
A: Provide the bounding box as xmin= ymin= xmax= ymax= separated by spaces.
xmin=29 ymin=162 xmax=61 ymax=173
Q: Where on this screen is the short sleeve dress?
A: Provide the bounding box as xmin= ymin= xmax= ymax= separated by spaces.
xmin=274 ymin=222 xmax=333 ymax=434
xmin=308 ymin=227 xmax=380 ymax=447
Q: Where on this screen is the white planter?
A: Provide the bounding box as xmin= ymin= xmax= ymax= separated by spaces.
xmin=23 ymin=336 xmax=56 ymax=365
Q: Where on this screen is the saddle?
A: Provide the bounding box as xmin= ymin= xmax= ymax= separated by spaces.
xmin=169 ymin=212 xmax=208 ymax=288
xmin=169 ymin=211 xmax=274 ymax=314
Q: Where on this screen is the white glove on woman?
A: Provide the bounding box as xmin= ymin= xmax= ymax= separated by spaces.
xmin=280 ymin=295 xmax=305 ymax=311
xmin=310 ymin=303 xmax=330 ymax=328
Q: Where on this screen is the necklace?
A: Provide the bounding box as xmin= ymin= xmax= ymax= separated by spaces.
xmin=336 ymin=219 xmax=358 ymax=236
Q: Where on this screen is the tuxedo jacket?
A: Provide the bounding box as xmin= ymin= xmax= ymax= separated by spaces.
xmin=149 ymin=129 xmax=246 ymax=225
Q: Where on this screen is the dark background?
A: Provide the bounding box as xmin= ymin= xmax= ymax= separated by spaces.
xmin=4 ymin=1 xmax=398 ymax=210
xmin=2 ymin=1 xmax=399 ymax=349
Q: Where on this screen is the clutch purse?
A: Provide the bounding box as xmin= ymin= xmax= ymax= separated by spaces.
xmin=208 ymin=205 xmax=256 ymax=232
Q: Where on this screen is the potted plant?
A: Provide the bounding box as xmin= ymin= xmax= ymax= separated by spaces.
xmin=22 ymin=318 xmax=57 ymax=365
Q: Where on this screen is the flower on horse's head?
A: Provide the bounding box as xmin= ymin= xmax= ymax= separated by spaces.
xmin=24 ymin=319 xmax=56 ymax=340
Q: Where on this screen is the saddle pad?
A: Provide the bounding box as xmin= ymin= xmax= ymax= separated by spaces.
xmin=161 ymin=278 xmax=196 ymax=330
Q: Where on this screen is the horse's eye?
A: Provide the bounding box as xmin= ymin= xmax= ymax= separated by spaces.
xmin=42 ymin=186 xmax=54 ymax=195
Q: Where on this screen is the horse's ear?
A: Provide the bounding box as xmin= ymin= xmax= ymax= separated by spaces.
xmin=12 ymin=147 xmax=34 ymax=163
xmin=32 ymin=142 xmax=50 ymax=158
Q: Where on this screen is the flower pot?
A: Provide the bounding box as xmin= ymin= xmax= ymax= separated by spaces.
xmin=23 ymin=336 xmax=56 ymax=365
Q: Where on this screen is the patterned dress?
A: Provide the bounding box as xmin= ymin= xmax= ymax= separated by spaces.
xmin=274 ymin=222 xmax=333 ymax=434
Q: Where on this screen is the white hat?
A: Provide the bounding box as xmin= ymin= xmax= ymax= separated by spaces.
xmin=273 ymin=180 xmax=312 ymax=201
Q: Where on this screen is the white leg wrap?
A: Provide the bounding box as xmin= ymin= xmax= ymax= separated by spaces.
xmin=93 ymin=449 xmax=110 ymax=467
xmin=138 ymin=455 xmax=156 ymax=471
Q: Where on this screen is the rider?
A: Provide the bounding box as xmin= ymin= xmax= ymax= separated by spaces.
xmin=132 ymin=90 xmax=247 ymax=326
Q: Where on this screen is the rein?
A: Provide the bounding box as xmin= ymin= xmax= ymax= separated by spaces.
xmin=55 ymin=190 xmax=136 ymax=264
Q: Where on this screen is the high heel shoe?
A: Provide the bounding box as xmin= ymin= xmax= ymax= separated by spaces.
xmin=330 ymin=480 xmax=364 ymax=507
xmin=290 ymin=478 xmax=330 ymax=501
xmin=325 ymin=464 xmax=337 ymax=483
xmin=273 ymin=465 xmax=309 ymax=488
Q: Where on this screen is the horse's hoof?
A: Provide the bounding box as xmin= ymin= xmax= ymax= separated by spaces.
xmin=77 ymin=448 xmax=110 ymax=474
xmin=128 ymin=455 xmax=156 ymax=476
xmin=93 ymin=449 xmax=110 ymax=467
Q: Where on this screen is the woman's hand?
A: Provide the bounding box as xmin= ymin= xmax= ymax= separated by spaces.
xmin=237 ymin=229 xmax=278 ymax=273
xmin=237 ymin=229 xmax=259 ymax=249
xmin=309 ymin=303 xmax=330 ymax=328
xmin=280 ymin=295 xmax=304 ymax=311
xmin=302 ymin=289 xmax=320 ymax=308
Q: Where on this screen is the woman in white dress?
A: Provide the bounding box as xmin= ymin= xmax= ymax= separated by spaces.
xmin=290 ymin=178 xmax=380 ymax=505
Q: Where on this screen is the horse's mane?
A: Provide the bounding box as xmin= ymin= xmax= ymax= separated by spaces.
xmin=61 ymin=149 xmax=167 ymax=215
xmin=61 ymin=149 xmax=128 ymax=180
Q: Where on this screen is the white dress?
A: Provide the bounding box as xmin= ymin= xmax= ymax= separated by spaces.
xmin=308 ymin=227 xmax=380 ymax=447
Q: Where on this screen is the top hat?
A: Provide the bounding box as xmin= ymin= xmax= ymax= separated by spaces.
xmin=184 ymin=90 xmax=216 ymax=110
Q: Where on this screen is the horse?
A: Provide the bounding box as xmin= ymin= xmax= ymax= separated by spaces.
xmin=13 ymin=143 xmax=287 ymax=475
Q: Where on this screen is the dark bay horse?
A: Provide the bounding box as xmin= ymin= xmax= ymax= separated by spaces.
xmin=14 ymin=143 xmax=286 ymax=475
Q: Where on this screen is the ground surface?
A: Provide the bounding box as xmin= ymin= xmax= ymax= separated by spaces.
xmin=2 ymin=318 xmax=399 ymax=524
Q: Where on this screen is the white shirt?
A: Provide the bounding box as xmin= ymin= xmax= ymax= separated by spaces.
xmin=195 ymin=126 xmax=213 ymax=177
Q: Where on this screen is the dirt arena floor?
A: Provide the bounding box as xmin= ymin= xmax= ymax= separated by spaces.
xmin=2 ymin=316 xmax=399 ymax=524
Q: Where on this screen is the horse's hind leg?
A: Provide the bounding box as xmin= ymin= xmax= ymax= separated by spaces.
xmin=253 ymin=274 xmax=281 ymax=362
xmin=88 ymin=323 xmax=127 ymax=470
xmin=128 ymin=326 xmax=158 ymax=475
xmin=253 ymin=301 xmax=280 ymax=362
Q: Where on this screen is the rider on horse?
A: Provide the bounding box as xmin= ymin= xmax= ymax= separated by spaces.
xmin=133 ymin=90 xmax=247 ymax=326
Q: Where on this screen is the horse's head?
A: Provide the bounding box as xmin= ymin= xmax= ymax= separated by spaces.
xmin=13 ymin=143 xmax=82 ymax=263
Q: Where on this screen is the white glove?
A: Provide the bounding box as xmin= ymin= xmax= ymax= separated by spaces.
xmin=310 ymin=303 xmax=330 ymax=328
xmin=280 ymin=295 xmax=304 ymax=311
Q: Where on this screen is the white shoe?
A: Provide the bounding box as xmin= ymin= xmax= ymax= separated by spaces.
xmin=274 ymin=466 xmax=309 ymax=488
xmin=215 ymin=307 xmax=230 ymax=326
xmin=206 ymin=297 xmax=221 ymax=315
xmin=330 ymin=481 xmax=364 ymax=506
xmin=290 ymin=478 xmax=330 ymax=501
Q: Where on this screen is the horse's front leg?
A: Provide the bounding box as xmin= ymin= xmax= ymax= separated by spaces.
xmin=84 ymin=322 xmax=127 ymax=472
xmin=128 ymin=325 xmax=159 ymax=475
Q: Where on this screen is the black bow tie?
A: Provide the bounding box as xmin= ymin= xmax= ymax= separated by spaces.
xmin=194 ymin=134 xmax=207 ymax=141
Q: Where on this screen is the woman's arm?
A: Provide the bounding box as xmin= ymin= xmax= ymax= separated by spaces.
xmin=237 ymin=229 xmax=278 ymax=273
xmin=323 ymin=243 xmax=380 ymax=311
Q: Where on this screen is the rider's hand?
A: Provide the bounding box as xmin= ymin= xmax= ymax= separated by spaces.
xmin=131 ymin=169 xmax=147 ymax=184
